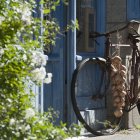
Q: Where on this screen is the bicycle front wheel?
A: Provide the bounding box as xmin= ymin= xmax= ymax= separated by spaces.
xmin=71 ymin=58 xmax=122 ymax=136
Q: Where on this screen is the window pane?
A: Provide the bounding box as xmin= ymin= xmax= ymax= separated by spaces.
xmin=77 ymin=0 xmax=96 ymax=52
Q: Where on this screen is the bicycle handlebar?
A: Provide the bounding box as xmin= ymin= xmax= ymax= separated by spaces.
xmin=89 ymin=20 xmax=140 ymax=38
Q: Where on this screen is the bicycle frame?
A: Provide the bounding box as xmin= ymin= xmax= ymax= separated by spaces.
xmin=125 ymin=34 xmax=140 ymax=111
xmin=71 ymin=20 xmax=140 ymax=136
xmin=92 ymin=22 xmax=140 ymax=112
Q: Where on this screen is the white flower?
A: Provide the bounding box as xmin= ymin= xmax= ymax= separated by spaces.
xmin=25 ymin=124 xmax=31 ymax=131
xmin=47 ymin=73 xmax=52 ymax=77
xmin=0 ymin=63 xmax=4 ymax=67
xmin=0 ymin=48 xmax=4 ymax=56
xmin=13 ymin=6 xmax=22 ymax=13
xmin=31 ymin=51 xmax=47 ymax=66
xmin=25 ymin=108 xmax=35 ymax=119
xmin=44 ymin=73 xmax=52 ymax=84
xmin=23 ymin=54 xmax=27 ymax=61
xmin=30 ymin=62 xmax=35 ymax=67
xmin=31 ymin=67 xmax=46 ymax=83
xmin=9 ymin=118 xmax=16 ymax=126
xmin=38 ymin=120 xmax=43 ymax=125
xmin=0 ymin=16 xmax=5 ymax=25
xmin=13 ymin=0 xmax=18 ymax=2
xmin=14 ymin=45 xmax=24 ymax=51
xmin=21 ymin=5 xmax=32 ymax=25
xmin=15 ymin=132 xmax=20 ymax=137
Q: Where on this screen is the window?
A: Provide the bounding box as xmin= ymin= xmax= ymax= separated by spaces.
xmin=77 ymin=0 xmax=96 ymax=52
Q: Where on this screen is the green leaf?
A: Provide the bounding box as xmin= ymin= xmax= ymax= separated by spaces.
xmin=43 ymin=9 xmax=51 ymax=14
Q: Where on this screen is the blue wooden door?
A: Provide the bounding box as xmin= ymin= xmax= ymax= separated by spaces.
xmin=43 ymin=3 xmax=66 ymax=122
xmin=42 ymin=0 xmax=106 ymax=125
xmin=66 ymin=0 xmax=106 ymax=125
xmin=127 ymin=0 xmax=140 ymax=19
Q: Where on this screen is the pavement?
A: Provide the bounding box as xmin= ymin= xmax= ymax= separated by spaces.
xmin=66 ymin=129 xmax=140 ymax=140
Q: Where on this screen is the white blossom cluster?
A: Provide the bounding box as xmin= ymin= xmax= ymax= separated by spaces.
xmin=0 ymin=48 xmax=5 ymax=67
xmin=30 ymin=50 xmax=52 ymax=84
xmin=21 ymin=5 xmax=32 ymax=25
xmin=9 ymin=118 xmax=16 ymax=126
xmin=0 ymin=3 xmax=32 ymax=26
xmin=9 ymin=117 xmax=31 ymax=137
xmin=31 ymin=67 xmax=46 ymax=84
xmin=0 ymin=44 xmax=52 ymax=84
xmin=30 ymin=51 xmax=47 ymax=67
xmin=0 ymin=16 xmax=5 ymax=25
xmin=13 ymin=3 xmax=32 ymax=25
xmin=44 ymin=73 xmax=53 ymax=84
xmin=0 ymin=45 xmax=52 ymax=84
xmin=0 ymin=48 xmax=4 ymax=57
xmin=8 ymin=108 xmax=46 ymax=139
xmin=9 ymin=108 xmax=35 ymax=123
xmin=25 ymin=108 xmax=35 ymax=119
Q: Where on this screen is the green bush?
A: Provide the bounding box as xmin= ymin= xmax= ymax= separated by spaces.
xmin=0 ymin=0 xmax=81 ymax=139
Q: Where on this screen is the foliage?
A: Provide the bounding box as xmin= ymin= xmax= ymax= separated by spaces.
xmin=134 ymin=124 xmax=140 ymax=130
xmin=0 ymin=0 xmax=80 ymax=139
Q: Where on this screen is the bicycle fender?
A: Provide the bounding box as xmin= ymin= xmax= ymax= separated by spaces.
xmin=96 ymin=57 xmax=106 ymax=63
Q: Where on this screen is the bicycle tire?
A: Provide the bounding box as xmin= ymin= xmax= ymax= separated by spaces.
xmin=135 ymin=59 xmax=140 ymax=114
xmin=137 ymin=102 xmax=140 ymax=114
xmin=71 ymin=58 xmax=122 ymax=136
xmin=126 ymin=56 xmax=140 ymax=126
xmin=126 ymin=55 xmax=140 ymax=114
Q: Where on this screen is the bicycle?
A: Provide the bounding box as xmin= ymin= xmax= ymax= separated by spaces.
xmin=71 ymin=20 xmax=140 ymax=136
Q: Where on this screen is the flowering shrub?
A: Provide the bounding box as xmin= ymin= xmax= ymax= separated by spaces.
xmin=0 ymin=0 xmax=81 ymax=139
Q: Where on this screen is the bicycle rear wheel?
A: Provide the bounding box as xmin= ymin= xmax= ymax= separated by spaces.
xmin=126 ymin=56 xmax=140 ymax=126
xmin=135 ymin=59 xmax=140 ymax=114
xmin=126 ymin=55 xmax=140 ymax=113
xmin=71 ymin=58 xmax=122 ymax=136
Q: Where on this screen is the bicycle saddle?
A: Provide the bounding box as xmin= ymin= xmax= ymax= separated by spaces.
xmin=130 ymin=20 xmax=140 ymax=24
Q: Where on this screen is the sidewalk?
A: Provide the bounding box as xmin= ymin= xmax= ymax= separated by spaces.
xmin=66 ymin=129 xmax=140 ymax=140
xmin=83 ymin=129 xmax=140 ymax=140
